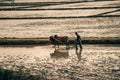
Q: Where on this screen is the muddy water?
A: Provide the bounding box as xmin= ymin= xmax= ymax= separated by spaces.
xmin=0 ymin=44 xmax=120 ymax=79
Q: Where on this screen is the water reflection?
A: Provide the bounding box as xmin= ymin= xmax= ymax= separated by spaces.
xmin=50 ymin=48 xmax=69 ymax=59
xmin=0 ymin=44 xmax=120 ymax=80
xmin=76 ymin=49 xmax=82 ymax=61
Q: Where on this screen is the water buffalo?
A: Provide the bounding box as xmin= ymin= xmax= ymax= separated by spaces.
xmin=49 ymin=35 xmax=70 ymax=49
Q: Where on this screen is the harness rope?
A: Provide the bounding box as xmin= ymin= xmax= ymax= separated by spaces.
xmin=53 ymin=37 xmax=64 ymax=44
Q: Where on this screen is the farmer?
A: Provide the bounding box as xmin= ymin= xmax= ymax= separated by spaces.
xmin=75 ymin=32 xmax=83 ymax=51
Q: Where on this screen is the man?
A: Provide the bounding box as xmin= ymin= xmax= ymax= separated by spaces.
xmin=75 ymin=32 xmax=83 ymax=51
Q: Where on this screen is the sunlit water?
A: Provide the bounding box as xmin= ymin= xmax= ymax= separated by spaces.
xmin=0 ymin=44 xmax=120 ymax=79
xmin=0 ymin=0 xmax=120 ymax=79
xmin=0 ymin=0 xmax=120 ymax=38
xmin=0 ymin=17 xmax=120 ymax=38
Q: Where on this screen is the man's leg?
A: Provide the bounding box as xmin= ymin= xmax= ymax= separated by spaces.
xmin=79 ymin=42 xmax=83 ymax=50
xmin=75 ymin=42 xmax=78 ymax=51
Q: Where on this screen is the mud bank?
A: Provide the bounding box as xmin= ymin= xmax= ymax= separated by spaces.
xmin=0 ymin=37 xmax=120 ymax=45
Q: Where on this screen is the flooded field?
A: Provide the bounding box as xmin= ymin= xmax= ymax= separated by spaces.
xmin=0 ymin=17 xmax=120 ymax=38
xmin=0 ymin=0 xmax=120 ymax=38
xmin=0 ymin=44 xmax=120 ymax=79
xmin=0 ymin=0 xmax=120 ymax=79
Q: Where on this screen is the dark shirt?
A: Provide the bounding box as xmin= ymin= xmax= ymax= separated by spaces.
xmin=76 ymin=34 xmax=81 ymax=42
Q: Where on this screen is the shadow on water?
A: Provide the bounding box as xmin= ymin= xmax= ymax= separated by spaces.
xmin=0 ymin=68 xmax=46 ymax=80
xmin=50 ymin=46 xmax=83 ymax=61
xmin=50 ymin=48 xmax=69 ymax=59
xmin=76 ymin=49 xmax=82 ymax=61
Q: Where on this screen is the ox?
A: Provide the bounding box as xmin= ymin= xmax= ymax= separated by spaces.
xmin=49 ymin=35 xmax=70 ymax=49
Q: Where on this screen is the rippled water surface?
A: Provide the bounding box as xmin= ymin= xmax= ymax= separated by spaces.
xmin=0 ymin=0 xmax=120 ymax=38
xmin=0 ymin=17 xmax=120 ymax=38
xmin=0 ymin=0 xmax=120 ymax=79
xmin=0 ymin=44 xmax=120 ymax=79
